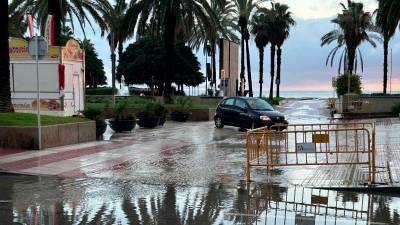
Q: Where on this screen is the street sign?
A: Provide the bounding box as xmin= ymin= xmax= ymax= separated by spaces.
xmin=296 ymin=143 xmax=316 ymax=153
xmin=295 ymin=215 xmax=316 ymax=225
xmin=312 ymin=134 xmax=329 ymax=143
xmin=311 ymin=195 xmax=328 ymax=205
xmin=28 ymin=36 xmax=48 ymax=58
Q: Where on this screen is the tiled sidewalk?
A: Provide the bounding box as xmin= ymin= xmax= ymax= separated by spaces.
xmin=0 ymin=123 xmax=193 ymax=178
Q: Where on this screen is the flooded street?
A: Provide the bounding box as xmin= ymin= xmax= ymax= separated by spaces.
xmin=1 ymin=99 xmax=400 ymax=224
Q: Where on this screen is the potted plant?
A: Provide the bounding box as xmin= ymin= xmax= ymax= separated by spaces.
xmin=137 ymin=102 xmax=163 ymax=128
xmin=154 ymin=102 xmax=168 ymax=126
xmin=84 ymin=105 xmax=107 ymax=137
xmin=109 ymin=101 xmax=136 ymax=132
xmin=171 ymin=96 xmax=192 ymax=122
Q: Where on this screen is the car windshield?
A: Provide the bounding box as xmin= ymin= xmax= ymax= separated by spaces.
xmin=246 ymin=98 xmax=274 ymax=111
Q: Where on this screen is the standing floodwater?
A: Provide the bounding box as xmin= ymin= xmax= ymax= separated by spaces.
xmin=1 ymin=99 xmax=399 ymax=224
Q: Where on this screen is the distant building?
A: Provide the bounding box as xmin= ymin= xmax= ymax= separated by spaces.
xmin=219 ymin=39 xmax=239 ymax=97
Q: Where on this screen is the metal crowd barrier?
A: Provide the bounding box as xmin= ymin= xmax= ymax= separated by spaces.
xmin=246 ymin=123 xmax=376 ymax=185
xmin=246 ymin=185 xmax=372 ymax=225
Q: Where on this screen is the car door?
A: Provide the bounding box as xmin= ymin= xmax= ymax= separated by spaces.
xmin=219 ymin=98 xmax=236 ymax=125
xmin=233 ymin=99 xmax=251 ymax=127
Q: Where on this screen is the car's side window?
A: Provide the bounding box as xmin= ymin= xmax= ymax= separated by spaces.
xmin=224 ymin=98 xmax=235 ymax=106
xmin=235 ymin=99 xmax=248 ymax=109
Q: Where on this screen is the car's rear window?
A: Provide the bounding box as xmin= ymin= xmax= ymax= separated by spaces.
xmin=246 ymin=98 xmax=274 ymax=111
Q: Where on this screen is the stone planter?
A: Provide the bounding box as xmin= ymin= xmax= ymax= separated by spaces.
xmin=170 ymin=111 xmax=190 ymax=122
xmin=96 ymin=121 xmax=107 ymax=137
xmin=137 ymin=116 xmax=161 ymax=128
xmin=109 ymin=119 xmax=136 ymax=133
xmin=159 ymin=116 xmax=166 ymax=126
xmin=0 ymin=121 xmax=96 ymax=150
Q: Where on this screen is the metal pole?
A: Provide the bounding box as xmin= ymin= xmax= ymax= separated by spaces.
xmin=205 ymin=55 xmax=208 ymax=96
xmin=111 ymin=32 xmax=116 ymax=105
xmin=390 ymin=48 xmax=393 ymax=94
xmin=35 ymin=35 xmax=42 ymax=150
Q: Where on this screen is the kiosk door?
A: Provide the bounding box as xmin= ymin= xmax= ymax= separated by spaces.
xmin=73 ymin=74 xmax=80 ymax=113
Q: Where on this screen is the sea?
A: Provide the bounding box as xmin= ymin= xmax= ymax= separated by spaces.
xmin=254 ymin=90 xmax=337 ymax=99
xmin=252 ymin=90 xmax=400 ymax=99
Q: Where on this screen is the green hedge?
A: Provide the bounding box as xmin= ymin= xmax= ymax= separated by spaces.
xmin=392 ymin=103 xmax=400 ymax=114
xmin=86 ymin=87 xmax=113 ymax=95
xmin=85 ymin=96 xmax=216 ymax=110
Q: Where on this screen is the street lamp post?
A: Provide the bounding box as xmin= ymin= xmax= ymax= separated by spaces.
xmin=35 ymin=35 xmax=41 ymax=150
xmin=29 ymin=36 xmax=48 ymax=150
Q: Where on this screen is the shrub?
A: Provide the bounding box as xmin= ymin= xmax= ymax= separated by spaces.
xmin=173 ymin=96 xmax=193 ymax=112
xmin=392 ymin=103 xmax=400 ymax=114
xmin=138 ymin=102 xmax=162 ymax=117
xmin=154 ymin=102 xmax=168 ymax=117
xmin=84 ymin=104 xmax=105 ymax=122
xmin=335 ymin=73 xmax=362 ymax=96
xmin=113 ymin=101 xmax=134 ymax=120
xmin=260 ymin=97 xmax=284 ymax=106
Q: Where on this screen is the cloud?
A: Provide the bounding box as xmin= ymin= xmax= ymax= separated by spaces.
xmin=65 ymin=0 xmax=399 ymax=92
xmin=276 ymin=0 xmax=378 ymax=20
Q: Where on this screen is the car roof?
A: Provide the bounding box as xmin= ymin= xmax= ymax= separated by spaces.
xmin=226 ymin=97 xmax=261 ymax=100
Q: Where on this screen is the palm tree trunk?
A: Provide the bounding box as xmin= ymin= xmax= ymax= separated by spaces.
xmin=118 ymin=41 xmax=123 ymax=63
xmin=211 ymin=40 xmax=217 ymax=92
xmin=276 ymin=46 xmax=282 ymax=98
xmin=269 ymin=44 xmax=276 ymax=100
xmin=347 ymin=47 xmax=356 ymax=74
xmin=48 ymin=0 xmax=62 ymax=46
xmin=383 ymin=36 xmax=388 ymax=94
xmin=111 ymin=52 xmax=116 ymax=98
xmin=245 ymin=37 xmax=253 ymax=97
xmin=163 ymin=2 xmax=176 ymax=100
xmin=239 ymin=33 xmax=245 ymax=96
xmin=259 ymin=47 xmax=264 ymax=98
xmin=0 ymin=2 xmax=13 ymax=112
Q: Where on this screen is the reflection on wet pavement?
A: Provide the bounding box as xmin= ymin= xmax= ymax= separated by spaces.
xmin=1 ymin=99 xmax=399 ymax=224
xmin=1 ymin=175 xmax=400 ymax=225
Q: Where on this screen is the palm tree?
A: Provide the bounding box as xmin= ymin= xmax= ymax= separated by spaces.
xmin=251 ymin=11 xmax=269 ymax=98
xmin=234 ymin=0 xmax=266 ymax=97
xmin=8 ymin=4 xmax=27 ymax=38
xmin=189 ymin=0 xmax=238 ymax=94
xmin=257 ymin=7 xmax=279 ymax=100
xmin=273 ymin=3 xmax=295 ymax=98
xmin=376 ymin=0 xmax=400 ymax=94
xmin=0 ymin=1 xmax=13 ymax=112
xmin=98 ymin=0 xmax=128 ymax=103
xmin=123 ymin=0 xmax=219 ymax=98
xmin=9 ymin=0 xmax=107 ymax=46
xmin=321 ymin=0 xmax=379 ymax=75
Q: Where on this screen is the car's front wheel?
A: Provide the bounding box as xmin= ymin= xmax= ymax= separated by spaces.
xmin=215 ymin=116 xmax=224 ymax=128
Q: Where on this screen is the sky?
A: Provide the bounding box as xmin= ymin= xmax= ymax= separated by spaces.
xmin=72 ymin=0 xmax=400 ymax=93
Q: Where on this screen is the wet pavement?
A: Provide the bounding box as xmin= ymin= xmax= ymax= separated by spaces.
xmin=0 ymin=99 xmax=400 ymax=224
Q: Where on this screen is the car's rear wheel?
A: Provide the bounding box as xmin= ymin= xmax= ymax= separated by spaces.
xmin=215 ymin=116 xmax=224 ymax=128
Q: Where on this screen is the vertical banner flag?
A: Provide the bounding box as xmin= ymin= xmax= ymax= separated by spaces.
xmin=26 ymin=14 xmax=34 ymax=38
xmin=45 ymin=15 xmax=55 ymax=46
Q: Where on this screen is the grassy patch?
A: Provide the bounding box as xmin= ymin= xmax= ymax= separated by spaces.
xmin=0 ymin=113 xmax=89 ymax=126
